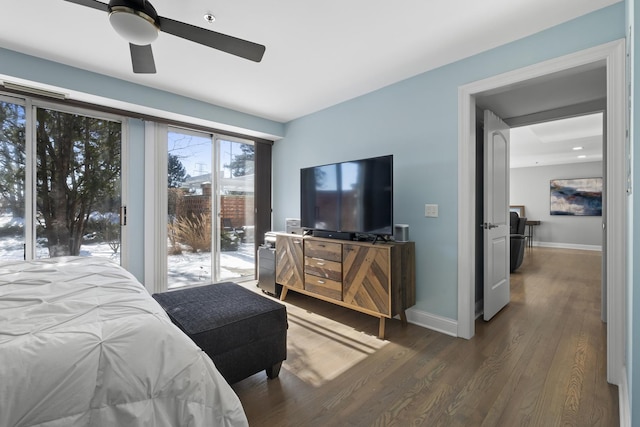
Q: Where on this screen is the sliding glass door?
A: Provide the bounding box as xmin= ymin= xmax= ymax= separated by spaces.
xmin=167 ymin=128 xmax=214 ymax=286
xmin=166 ymin=128 xmax=255 ymax=288
xmin=34 ymin=107 xmax=122 ymax=261
xmin=0 ymin=96 xmax=123 ymax=262
xmin=0 ymin=98 xmax=26 ymax=260
xmin=215 ymin=136 xmax=255 ymax=281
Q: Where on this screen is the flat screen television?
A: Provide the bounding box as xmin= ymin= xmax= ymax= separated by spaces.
xmin=300 ymin=155 xmax=393 ymax=238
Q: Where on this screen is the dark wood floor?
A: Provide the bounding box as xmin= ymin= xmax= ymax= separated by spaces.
xmin=233 ymin=247 xmax=619 ymax=426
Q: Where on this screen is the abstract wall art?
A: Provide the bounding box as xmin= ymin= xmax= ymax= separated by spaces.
xmin=550 ymin=177 xmax=602 ymax=216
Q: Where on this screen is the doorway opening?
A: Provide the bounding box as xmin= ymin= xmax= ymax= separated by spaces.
xmin=458 ymin=40 xmax=626 ymax=385
xmin=474 ymin=112 xmax=605 ymax=318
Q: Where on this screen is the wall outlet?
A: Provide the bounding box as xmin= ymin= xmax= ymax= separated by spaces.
xmin=425 ymin=204 xmax=439 ymax=218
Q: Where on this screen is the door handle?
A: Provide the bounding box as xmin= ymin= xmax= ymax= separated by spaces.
xmin=482 ymin=222 xmax=499 ymax=229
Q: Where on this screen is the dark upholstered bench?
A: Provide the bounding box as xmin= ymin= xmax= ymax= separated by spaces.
xmin=153 ymin=282 xmax=287 ymax=384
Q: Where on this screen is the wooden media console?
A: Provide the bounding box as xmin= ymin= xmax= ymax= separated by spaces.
xmin=275 ymin=233 xmax=415 ymax=339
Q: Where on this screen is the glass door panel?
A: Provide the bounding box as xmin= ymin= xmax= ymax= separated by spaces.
xmin=0 ymin=100 xmax=26 ymax=260
xmin=35 ymin=107 xmax=122 ymax=262
xmin=166 ymin=128 xmax=213 ymax=288
xmin=216 ymin=137 xmax=255 ymax=282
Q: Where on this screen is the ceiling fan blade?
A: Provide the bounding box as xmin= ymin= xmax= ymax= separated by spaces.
xmin=130 ymin=44 xmax=156 ymax=74
xmin=63 ymin=0 xmax=109 ymax=12
xmin=157 ymin=16 xmax=265 ymax=63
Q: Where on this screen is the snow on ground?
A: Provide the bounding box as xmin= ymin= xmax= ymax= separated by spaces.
xmin=0 ymin=214 xmax=24 ymax=229
xmin=0 ymin=212 xmax=255 ymax=288
xmin=167 ymin=244 xmax=255 ymax=288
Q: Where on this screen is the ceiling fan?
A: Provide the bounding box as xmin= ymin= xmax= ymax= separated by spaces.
xmin=64 ymin=0 xmax=266 ymax=74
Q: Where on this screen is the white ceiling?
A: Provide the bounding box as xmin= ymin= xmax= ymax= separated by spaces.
xmin=0 ymin=0 xmax=620 ymax=123
xmin=510 ymin=113 xmax=603 ymax=168
xmin=474 ymin=64 xmax=606 ymax=169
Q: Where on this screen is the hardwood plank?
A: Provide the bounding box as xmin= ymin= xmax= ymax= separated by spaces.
xmin=233 ymin=247 xmax=618 ymax=426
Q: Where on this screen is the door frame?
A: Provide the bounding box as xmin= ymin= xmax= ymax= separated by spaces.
xmin=457 ymin=39 xmax=626 ymax=385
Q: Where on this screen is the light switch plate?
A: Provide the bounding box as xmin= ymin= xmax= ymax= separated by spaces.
xmin=425 ymin=204 xmax=438 ymax=217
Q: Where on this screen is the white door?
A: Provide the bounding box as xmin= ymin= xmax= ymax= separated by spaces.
xmin=483 ymin=110 xmax=510 ymax=321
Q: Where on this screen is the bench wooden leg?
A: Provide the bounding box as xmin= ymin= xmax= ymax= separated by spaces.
xmin=266 ymin=361 xmax=283 ymax=379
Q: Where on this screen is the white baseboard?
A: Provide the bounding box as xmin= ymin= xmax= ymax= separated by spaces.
xmin=535 ymin=241 xmax=602 ymax=251
xmin=619 ymin=366 xmax=630 ymax=427
xmin=405 ymin=307 xmax=458 ymax=337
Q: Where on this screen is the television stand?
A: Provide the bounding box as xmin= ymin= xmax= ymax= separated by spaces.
xmin=274 ymin=233 xmax=415 ymax=339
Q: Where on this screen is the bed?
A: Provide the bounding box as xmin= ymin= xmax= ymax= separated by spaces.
xmin=0 ymin=256 xmax=249 ymax=427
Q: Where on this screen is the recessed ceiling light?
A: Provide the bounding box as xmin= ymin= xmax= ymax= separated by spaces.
xmin=578 ymin=155 xmax=587 ymax=159
xmin=204 ymin=13 xmax=216 ymax=24
xmin=573 ymin=146 xmax=584 ymax=151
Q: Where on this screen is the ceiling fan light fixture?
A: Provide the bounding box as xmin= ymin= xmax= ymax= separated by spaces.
xmin=66 ymin=0 xmax=266 ymax=72
xmin=109 ymin=6 xmax=159 ymax=45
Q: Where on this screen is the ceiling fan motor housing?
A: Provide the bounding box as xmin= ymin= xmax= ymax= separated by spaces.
xmin=108 ymin=0 xmax=160 ymax=45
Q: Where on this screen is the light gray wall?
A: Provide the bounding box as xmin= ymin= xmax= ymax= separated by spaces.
xmin=510 ymin=161 xmax=603 ymax=249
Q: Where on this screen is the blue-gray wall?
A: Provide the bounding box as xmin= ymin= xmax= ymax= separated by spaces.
xmin=273 ymin=4 xmax=625 ymax=319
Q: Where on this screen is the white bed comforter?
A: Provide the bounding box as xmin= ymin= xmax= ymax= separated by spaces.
xmin=0 ymin=256 xmax=248 ymax=427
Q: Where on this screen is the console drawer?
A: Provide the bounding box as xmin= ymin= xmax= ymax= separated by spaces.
xmin=304 ymin=273 xmax=342 ymax=301
xmin=304 ymin=240 xmax=342 ymax=262
xmin=304 ymin=256 xmax=342 ymax=281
